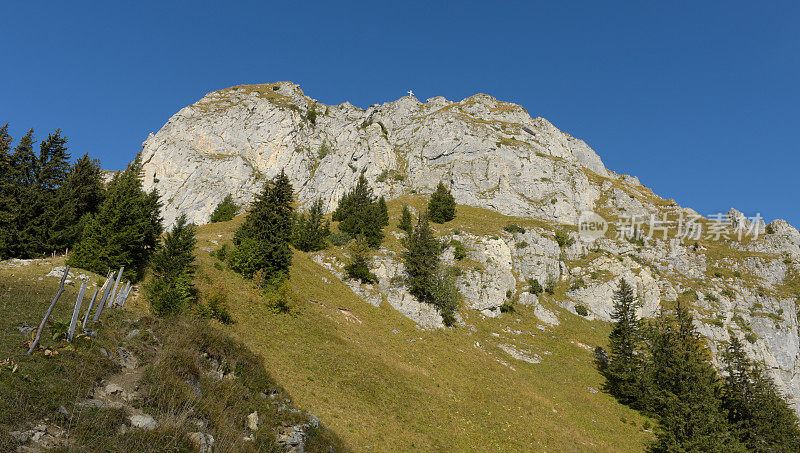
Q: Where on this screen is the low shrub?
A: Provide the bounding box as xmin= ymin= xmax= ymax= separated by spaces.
xmin=451 ymin=240 xmax=467 ymax=260
xmin=555 ymin=231 xmax=574 ymax=248
xmin=528 ymin=278 xmax=543 ymax=295
xmin=503 ymin=224 xmax=525 ymax=234
xmin=329 ymin=231 xmax=351 ymax=247
xmin=574 ymin=304 xmax=588 ymax=316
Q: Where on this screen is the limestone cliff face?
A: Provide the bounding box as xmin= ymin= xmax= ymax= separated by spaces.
xmin=141 ymin=82 xmax=800 ymax=415
xmin=141 ymin=82 xmax=610 ymax=228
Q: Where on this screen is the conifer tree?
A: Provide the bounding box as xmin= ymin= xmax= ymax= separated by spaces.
xmin=48 ymin=154 xmax=105 ymax=251
xmin=403 ymin=214 xmax=460 ymax=326
xmin=8 ymin=129 xmax=39 ymax=257
xmin=209 ymin=194 xmax=239 ymax=223
xmin=229 ymin=170 xmax=294 ymax=280
xmin=294 ymin=198 xmax=330 ymax=252
xmin=332 ymin=173 xmax=385 ymax=247
xmin=602 ymin=279 xmax=644 ymax=406
xmin=721 ymin=336 xmax=800 ymax=451
xmin=67 ymin=156 xmax=162 ymax=281
xmin=428 ymin=182 xmax=456 ymax=223
xmin=378 ymin=196 xmax=389 ymax=228
xmin=145 ymin=214 xmax=197 ymax=317
xmin=647 ymin=303 xmax=744 ymax=452
xmin=398 ymin=205 xmax=413 ymax=234
xmin=0 ymin=124 xmax=14 ymax=257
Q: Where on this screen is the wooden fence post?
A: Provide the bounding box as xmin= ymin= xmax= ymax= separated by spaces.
xmin=67 ymin=282 xmax=86 ymax=341
xmin=120 ymin=283 xmax=133 ymax=308
xmin=82 ymin=288 xmax=99 ymax=330
xmin=27 ymin=266 xmax=69 ymax=355
xmin=109 ymin=267 xmax=124 ymax=308
xmin=91 ymin=271 xmax=116 ymax=325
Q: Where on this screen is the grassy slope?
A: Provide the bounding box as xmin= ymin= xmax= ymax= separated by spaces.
xmin=164 ymin=198 xmax=654 ymax=451
xmin=0 ymin=258 xmax=343 ymax=452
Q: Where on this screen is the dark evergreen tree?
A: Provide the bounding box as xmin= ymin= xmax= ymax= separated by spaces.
xmin=332 ymin=173 xmax=385 ymax=248
xmin=647 ymin=303 xmax=744 ymax=452
xmin=229 ymin=170 xmax=294 ymax=280
xmin=602 ymin=279 xmax=644 ymax=406
xmin=294 ymin=198 xmax=330 ymax=252
xmin=345 ymin=241 xmax=377 ymax=284
xmin=721 ymin=336 xmax=800 ymax=451
xmin=8 ymin=129 xmax=72 ymax=257
xmin=0 ymin=124 xmax=14 ymax=257
xmin=145 ymin=214 xmax=197 ymax=317
xmin=67 ymin=156 xmax=162 ymax=281
xmin=403 ymin=214 xmax=460 ymax=326
xmin=428 ymin=182 xmax=456 ymax=223
xmin=209 ymin=194 xmax=239 ymax=223
xmin=48 ymin=154 xmax=105 ymax=251
xmin=378 ymin=196 xmax=389 ymax=227
xmin=398 ymin=205 xmax=413 ymax=234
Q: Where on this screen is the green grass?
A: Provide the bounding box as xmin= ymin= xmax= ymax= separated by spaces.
xmin=0 ymin=257 xmax=343 ymax=452
xmin=180 ymin=201 xmax=654 ymax=451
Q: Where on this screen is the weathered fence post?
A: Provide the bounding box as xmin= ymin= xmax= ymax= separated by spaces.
xmin=67 ymin=282 xmax=86 ymax=341
xmin=82 ymin=288 xmax=99 ymax=330
xmin=109 ymin=267 xmax=124 ymax=307
xmin=27 ymin=266 xmax=69 ymax=355
xmin=120 ymin=283 xmax=133 ymax=308
xmin=91 ymin=270 xmax=117 ymax=325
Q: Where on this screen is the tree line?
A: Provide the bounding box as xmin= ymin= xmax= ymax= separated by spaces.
xmin=598 ymin=279 xmax=800 ymax=452
xmin=0 ymin=125 xmax=105 ymax=259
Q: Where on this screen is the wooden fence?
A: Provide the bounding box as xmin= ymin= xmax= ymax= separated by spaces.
xmin=27 ymin=266 xmax=133 ymax=355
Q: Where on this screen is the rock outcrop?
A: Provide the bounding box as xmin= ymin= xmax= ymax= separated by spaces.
xmin=141 ymin=82 xmax=800 ymax=415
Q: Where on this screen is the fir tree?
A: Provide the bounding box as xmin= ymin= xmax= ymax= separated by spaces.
xmin=332 ymin=173 xmax=385 ymax=248
xmin=398 ymin=205 xmax=413 ymax=234
xmin=345 ymin=240 xmax=377 ymax=284
xmin=378 ymin=196 xmax=389 ymax=228
xmin=145 ymin=214 xmax=197 ymax=317
xmin=0 ymin=124 xmax=14 ymax=257
xmin=403 ymin=214 xmax=460 ymax=326
xmin=428 ymin=182 xmax=456 ymax=223
xmin=647 ymin=303 xmax=744 ymax=452
xmin=67 ymin=156 xmax=162 ymax=281
xmin=602 ymin=279 xmax=644 ymax=406
xmin=229 ymin=170 xmax=294 ymax=280
xmin=209 ymin=194 xmax=239 ymax=223
xmin=294 ymin=198 xmax=330 ymax=252
xmin=721 ymin=336 xmax=800 ymax=451
xmin=48 ymin=154 xmax=105 ymax=251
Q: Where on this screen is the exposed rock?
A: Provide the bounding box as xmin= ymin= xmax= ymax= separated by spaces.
xmin=129 ymin=414 xmax=157 ymax=430
xmin=246 ymin=411 xmax=259 ymax=431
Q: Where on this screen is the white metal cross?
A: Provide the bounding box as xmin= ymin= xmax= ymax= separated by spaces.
xmin=407 ymin=90 xmax=414 ymax=97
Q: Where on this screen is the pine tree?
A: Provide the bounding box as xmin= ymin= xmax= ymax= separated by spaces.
xmin=332 ymin=173 xmax=385 ymax=248
xmin=0 ymin=124 xmax=14 ymax=257
xmin=721 ymin=336 xmax=800 ymax=451
xmin=378 ymin=196 xmax=389 ymax=228
xmin=209 ymin=194 xmax=239 ymax=223
xmin=67 ymin=156 xmax=162 ymax=281
xmin=402 ymin=214 xmax=460 ymax=326
xmin=602 ymin=279 xmax=644 ymax=406
xmin=145 ymin=214 xmax=197 ymax=317
xmin=229 ymin=170 xmax=294 ymax=280
xmin=294 ymin=198 xmax=330 ymax=252
xmin=398 ymin=205 xmax=413 ymax=234
xmin=8 ymin=129 xmax=39 ymax=257
xmin=428 ymin=182 xmax=456 ymax=223
xmin=345 ymin=240 xmax=377 ymax=284
xmin=48 ymin=154 xmax=105 ymax=251
xmin=647 ymin=303 xmax=744 ymax=452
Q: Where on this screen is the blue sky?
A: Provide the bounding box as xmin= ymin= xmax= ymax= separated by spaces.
xmin=1 ymin=1 xmax=798 ymax=225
